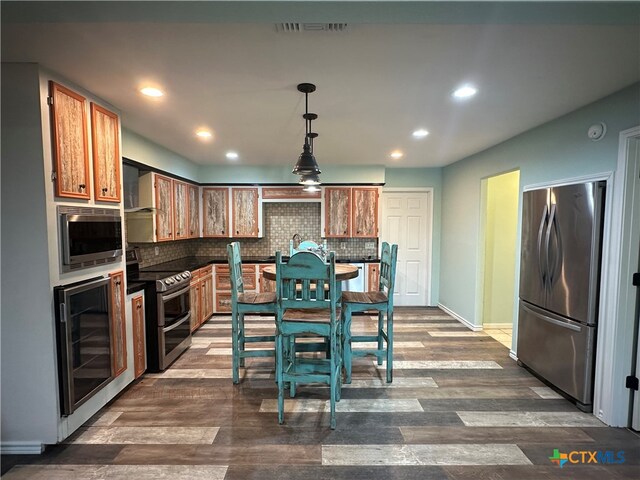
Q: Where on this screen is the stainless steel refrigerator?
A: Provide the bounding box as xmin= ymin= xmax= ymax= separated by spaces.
xmin=517 ymin=181 xmax=605 ymax=411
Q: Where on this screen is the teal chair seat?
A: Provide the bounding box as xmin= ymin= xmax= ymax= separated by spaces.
xmin=275 ymin=251 xmax=342 ymax=429
xmin=341 ymin=242 xmax=398 ymax=384
xmin=228 ymin=242 xmax=277 ymax=384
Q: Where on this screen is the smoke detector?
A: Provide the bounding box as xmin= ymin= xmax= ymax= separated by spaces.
xmin=587 ymin=122 xmax=607 ymax=142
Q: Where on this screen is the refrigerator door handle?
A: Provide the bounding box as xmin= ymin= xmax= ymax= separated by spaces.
xmin=544 ymin=204 xmax=556 ymax=291
xmin=548 ymin=204 xmax=563 ymax=288
xmin=521 ymin=302 xmax=582 ymax=332
xmin=537 ymin=204 xmax=549 ymax=290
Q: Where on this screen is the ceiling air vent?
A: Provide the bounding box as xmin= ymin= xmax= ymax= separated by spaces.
xmin=276 ymin=23 xmax=349 ymax=33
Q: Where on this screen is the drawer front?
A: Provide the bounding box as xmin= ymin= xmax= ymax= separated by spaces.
xmin=200 ymin=265 xmax=213 ymax=276
xmin=517 ymin=301 xmax=595 ymax=404
xmin=242 ymin=265 xmax=256 ymax=292
xmin=216 ymin=272 xmax=231 ymax=291
xmin=215 ymin=264 xmax=229 ymax=274
xmin=216 ymin=292 xmax=232 ymax=312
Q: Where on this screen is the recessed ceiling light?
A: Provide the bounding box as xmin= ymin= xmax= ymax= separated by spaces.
xmin=452 ymin=85 xmax=477 ymax=99
xmin=140 ymin=87 xmax=164 ymax=97
xmin=226 ymin=151 xmax=239 ymax=160
xmin=196 ymin=130 xmax=212 ymax=139
xmin=412 ymin=129 xmax=429 ymax=138
xmin=390 ymin=150 xmax=404 ymax=160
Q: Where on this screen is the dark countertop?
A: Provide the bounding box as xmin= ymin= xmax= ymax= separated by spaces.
xmin=126 ymin=282 xmax=146 ymax=295
xmin=141 ymin=254 xmax=380 ymax=273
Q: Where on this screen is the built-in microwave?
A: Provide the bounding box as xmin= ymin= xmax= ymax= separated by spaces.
xmin=59 ymin=206 xmax=123 ymax=272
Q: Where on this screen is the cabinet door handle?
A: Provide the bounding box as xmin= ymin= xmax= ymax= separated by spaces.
xmin=78 ymin=184 xmax=86 ymax=190
xmin=102 ymin=187 xmax=108 ymax=193
xmin=137 ymin=304 xmax=142 ymax=310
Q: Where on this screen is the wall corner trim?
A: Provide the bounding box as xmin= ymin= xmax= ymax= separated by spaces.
xmin=438 ymin=303 xmax=482 ymax=331
xmin=509 ymin=350 xmax=518 ymax=362
xmin=1 ymin=442 xmax=45 ymax=455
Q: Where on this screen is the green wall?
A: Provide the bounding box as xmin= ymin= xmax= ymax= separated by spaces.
xmin=122 ymin=128 xmax=200 ymax=181
xmin=482 ymin=170 xmax=520 ymax=325
xmin=440 ymin=82 xmax=640 ymax=327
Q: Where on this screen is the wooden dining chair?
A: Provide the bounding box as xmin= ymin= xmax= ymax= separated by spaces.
xmin=228 ymin=242 xmax=277 ymax=384
xmin=341 ymin=242 xmax=398 ymax=384
xmin=275 ymin=251 xmax=342 ymax=429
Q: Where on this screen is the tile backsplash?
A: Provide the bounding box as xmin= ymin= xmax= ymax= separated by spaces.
xmin=131 ymin=203 xmax=377 ymax=268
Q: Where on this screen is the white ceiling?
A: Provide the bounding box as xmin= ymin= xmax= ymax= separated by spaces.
xmin=2 ymin=2 xmax=639 ymax=168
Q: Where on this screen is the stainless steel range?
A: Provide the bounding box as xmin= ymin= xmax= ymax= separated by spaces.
xmin=126 ymin=249 xmax=192 ymax=371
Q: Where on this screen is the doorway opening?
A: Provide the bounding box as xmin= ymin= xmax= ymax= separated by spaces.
xmin=479 ymin=170 xmax=520 ymax=348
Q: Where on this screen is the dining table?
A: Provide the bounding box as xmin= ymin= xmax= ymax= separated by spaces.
xmin=260 ymin=263 xmax=359 ymax=282
xmin=262 ymin=262 xmax=359 ymax=300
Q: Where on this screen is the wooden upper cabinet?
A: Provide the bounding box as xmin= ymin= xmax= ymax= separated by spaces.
xmin=155 ymin=174 xmax=174 ymax=241
xmin=232 ymin=188 xmax=259 ymax=237
xmin=131 ymin=295 xmax=145 ymax=378
xmin=90 ymin=103 xmax=121 ymax=202
xmin=352 ymin=188 xmax=379 ymax=237
xmin=109 ymin=271 xmax=127 ymax=377
xmin=50 ymin=82 xmax=90 ymax=199
xmin=173 ymin=180 xmax=188 ymax=239
xmin=188 ymin=184 xmax=200 ymax=238
xmin=203 ymin=188 xmax=229 ymax=237
xmin=262 ymin=186 xmax=321 ymax=200
xmin=325 ymin=187 xmax=351 ymax=237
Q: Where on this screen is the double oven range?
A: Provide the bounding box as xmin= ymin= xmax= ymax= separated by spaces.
xmin=126 ymin=249 xmax=192 ymax=371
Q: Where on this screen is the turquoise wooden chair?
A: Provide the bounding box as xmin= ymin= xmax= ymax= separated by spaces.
xmin=228 ymin=242 xmax=277 ymax=384
xmin=342 ymin=242 xmax=398 ymax=383
xmin=275 ymin=251 xmax=342 ymax=429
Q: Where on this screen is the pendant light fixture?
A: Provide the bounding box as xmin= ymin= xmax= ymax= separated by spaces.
xmin=292 ymin=83 xmax=321 ymax=177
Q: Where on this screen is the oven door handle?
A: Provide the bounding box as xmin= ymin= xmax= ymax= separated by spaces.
xmin=163 ymin=312 xmax=191 ymax=332
xmin=162 ymin=284 xmax=191 ymax=301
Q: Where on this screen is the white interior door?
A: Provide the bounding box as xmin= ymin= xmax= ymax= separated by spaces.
xmin=381 ymin=190 xmax=432 ymax=306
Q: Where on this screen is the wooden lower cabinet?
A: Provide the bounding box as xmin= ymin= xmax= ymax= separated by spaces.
xmin=190 ymin=266 xmax=213 ymax=331
xmin=190 ymin=275 xmax=201 ymax=332
xmin=131 ymin=295 xmax=146 ymax=379
xmin=201 ymin=271 xmax=214 ymax=321
xmin=214 ymin=263 xmax=257 ymax=312
xmin=367 ymin=263 xmax=380 ymax=292
xmin=109 ymin=271 xmax=127 ymax=377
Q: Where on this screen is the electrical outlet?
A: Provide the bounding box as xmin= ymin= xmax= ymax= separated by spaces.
xmin=365 ymin=242 xmax=375 ymax=249
xmin=340 ymin=242 xmax=347 ymax=250
xmin=154 ymin=246 xmax=160 ymax=256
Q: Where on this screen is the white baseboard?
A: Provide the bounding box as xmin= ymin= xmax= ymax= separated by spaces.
xmin=483 ymin=323 xmax=513 ymax=329
xmin=509 ymin=350 xmax=518 ymax=362
xmin=1 ymin=442 xmax=44 ymax=455
xmin=438 ymin=303 xmax=482 ymax=331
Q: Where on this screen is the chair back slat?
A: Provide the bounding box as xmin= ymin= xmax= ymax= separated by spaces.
xmin=378 ymin=242 xmax=398 ymax=306
xmin=276 ymin=251 xmax=337 ymax=314
xmin=227 ymin=242 xmax=245 ymax=304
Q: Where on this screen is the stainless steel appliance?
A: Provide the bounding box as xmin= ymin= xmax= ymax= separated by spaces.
xmin=59 ymin=206 xmax=123 ymax=272
xmin=55 ymin=276 xmax=114 ymax=415
xmin=518 ymin=181 xmax=605 ymax=411
xmin=126 ymin=251 xmax=192 ymax=371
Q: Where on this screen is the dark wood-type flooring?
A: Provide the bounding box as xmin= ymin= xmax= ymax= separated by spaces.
xmin=2 ymin=307 xmax=639 ymax=479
